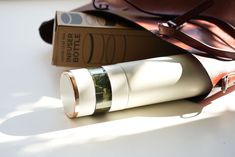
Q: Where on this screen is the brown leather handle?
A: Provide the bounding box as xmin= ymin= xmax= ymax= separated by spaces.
xmin=93 ymin=0 xmax=235 ymax=60
xmin=155 ymin=0 xmax=235 ymax=60
xmin=158 ymin=23 xmax=235 ymax=60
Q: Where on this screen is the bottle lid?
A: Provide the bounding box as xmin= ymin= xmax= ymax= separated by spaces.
xmin=60 ymin=69 xmax=96 ymax=118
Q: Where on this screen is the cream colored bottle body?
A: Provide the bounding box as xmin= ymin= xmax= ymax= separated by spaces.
xmin=60 ymin=53 xmax=212 ymax=118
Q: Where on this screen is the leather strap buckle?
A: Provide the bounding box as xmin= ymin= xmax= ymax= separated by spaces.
xmin=158 ymin=20 xmax=184 ymax=36
xmin=92 ymin=0 xmax=109 ymax=10
xmin=221 ymin=72 xmax=235 ymax=93
xmin=167 ymin=20 xmax=178 ymax=29
xmin=158 ymin=22 xmax=175 ymax=37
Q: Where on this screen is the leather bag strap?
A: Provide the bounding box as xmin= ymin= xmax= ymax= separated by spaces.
xmin=92 ymin=0 xmax=235 ymax=92
xmin=157 ymin=0 xmax=235 ymax=60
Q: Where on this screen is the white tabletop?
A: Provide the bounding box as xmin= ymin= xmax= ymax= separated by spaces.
xmin=0 ymin=0 xmax=235 ymax=157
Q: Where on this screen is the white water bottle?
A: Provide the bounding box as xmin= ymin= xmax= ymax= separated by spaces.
xmin=60 ymin=53 xmax=217 ymax=118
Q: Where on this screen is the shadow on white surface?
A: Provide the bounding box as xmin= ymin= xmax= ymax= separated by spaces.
xmin=0 ymin=110 xmax=234 ymax=157
xmin=0 ymin=99 xmax=204 ymax=136
xmin=0 ymin=1 xmax=235 ymax=156
xmin=0 ymin=0 xmax=81 ymax=121
xmin=2 ymin=86 xmax=234 ymax=137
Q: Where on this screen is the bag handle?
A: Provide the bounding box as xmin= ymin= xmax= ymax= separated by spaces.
xmin=157 ymin=0 xmax=235 ymax=60
xmin=93 ymin=0 xmax=235 ymax=60
xmin=92 ymin=0 xmax=235 ymax=92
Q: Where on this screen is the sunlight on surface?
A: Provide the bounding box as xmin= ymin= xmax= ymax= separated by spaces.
xmin=1 ymin=90 xmax=235 ymax=155
xmin=0 ymin=132 xmax=27 ymax=143
xmin=16 ymin=96 xmax=62 ymax=110
xmin=0 ymin=0 xmax=234 ymax=156
xmin=2 ymin=96 xmax=62 ymax=120
xmin=20 ymin=102 xmax=228 ymax=154
xmin=203 ymin=88 xmax=235 ymax=113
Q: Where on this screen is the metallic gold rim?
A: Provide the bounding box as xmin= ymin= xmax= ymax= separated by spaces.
xmin=62 ymin=71 xmax=79 ymax=118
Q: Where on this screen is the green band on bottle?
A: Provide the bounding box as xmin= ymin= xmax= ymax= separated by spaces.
xmin=88 ymin=67 xmax=112 ymax=114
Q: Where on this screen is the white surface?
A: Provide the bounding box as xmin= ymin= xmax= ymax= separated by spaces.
xmin=0 ymin=1 xmax=235 ymax=157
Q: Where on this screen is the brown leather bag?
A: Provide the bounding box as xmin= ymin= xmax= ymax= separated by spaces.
xmin=39 ymin=0 xmax=235 ymax=93
xmin=40 ymin=0 xmax=234 ymax=59
xmin=91 ymin=0 xmax=235 ymax=59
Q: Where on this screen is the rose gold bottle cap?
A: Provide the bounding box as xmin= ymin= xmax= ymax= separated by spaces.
xmin=60 ymin=69 xmax=96 ymax=118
